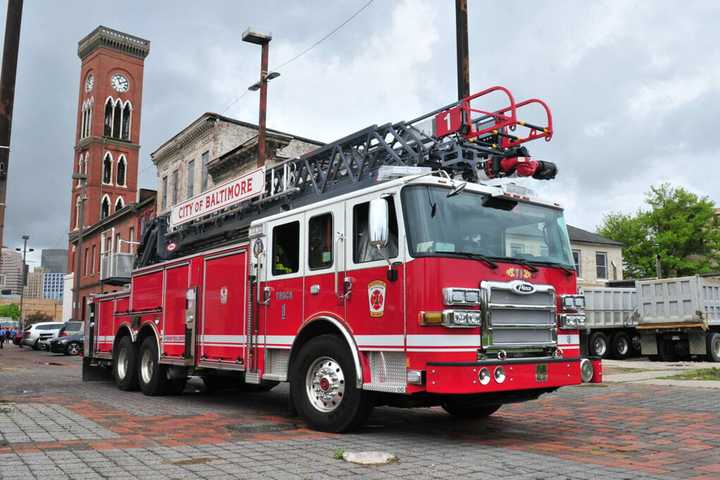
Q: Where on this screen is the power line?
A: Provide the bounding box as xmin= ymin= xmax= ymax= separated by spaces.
xmin=273 ymin=0 xmax=375 ymax=71
xmin=218 ymin=0 xmax=375 ymax=116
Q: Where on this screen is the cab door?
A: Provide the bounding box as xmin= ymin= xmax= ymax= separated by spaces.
xmin=259 ymin=214 xmax=305 ymax=368
xmin=304 ymin=204 xmax=345 ymax=325
xmin=344 ymin=192 xmax=405 ymax=352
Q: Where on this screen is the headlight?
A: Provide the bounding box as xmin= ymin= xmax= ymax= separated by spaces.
xmin=559 ymin=314 xmax=585 ymax=329
xmin=442 ymin=310 xmax=482 ymax=328
xmin=561 ymin=294 xmax=585 ymax=312
xmin=443 ymin=288 xmax=482 ymax=306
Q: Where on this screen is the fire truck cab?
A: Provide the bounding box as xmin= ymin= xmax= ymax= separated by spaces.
xmin=85 ymin=87 xmax=601 ymax=432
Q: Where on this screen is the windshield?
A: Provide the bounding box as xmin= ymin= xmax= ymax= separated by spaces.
xmin=402 ymin=185 xmax=574 ymax=268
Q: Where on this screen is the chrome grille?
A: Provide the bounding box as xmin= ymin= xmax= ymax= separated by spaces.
xmin=481 ymin=281 xmax=557 ymax=351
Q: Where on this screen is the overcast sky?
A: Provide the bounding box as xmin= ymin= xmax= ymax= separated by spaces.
xmin=2 ymin=0 xmax=719 ymax=266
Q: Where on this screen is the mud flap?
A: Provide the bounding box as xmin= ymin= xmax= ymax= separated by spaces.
xmin=82 ymin=357 xmax=112 ymax=382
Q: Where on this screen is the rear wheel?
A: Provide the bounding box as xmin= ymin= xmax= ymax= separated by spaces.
xmin=588 ymin=332 xmax=609 ymax=358
xmin=707 ymin=332 xmax=720 ymax=362
xmin=113 ymin=336 xmax=138 ymax=391
xmin=290 ymin=335 xmax=373 ymax=433
xmin=138 ymin=336 xmax=186 ymax=396
xmin=66 ymin=342 xmax=82 ymax=356
xmin=611 ymin=332 xmax=631 ymax=359
xmin=442 ymin=400 xmax=501 ymax=419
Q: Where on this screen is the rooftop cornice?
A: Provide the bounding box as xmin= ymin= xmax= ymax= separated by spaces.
xmin=78 ymin=26 xmax=150 ymax=61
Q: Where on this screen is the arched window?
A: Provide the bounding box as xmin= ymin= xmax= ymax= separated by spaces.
xmin=100 ymin=195 xmax=110 ymax=219
xmin=104 ymin=98 xmax=113 ymax=137
xmin=85 ymin=100 xmax=93 ymax=137
xmin=121 ymin=101 xmax=131 ymax=141
xmin=113 ymin=100 xmax=122 ymax=139
xmin=115 ymin=196 xmax=125 ymax=212
xmin=103 ymin=153 xmax=112 ymax=184
xmin=116 ymin=155 xmax=126 ymax=186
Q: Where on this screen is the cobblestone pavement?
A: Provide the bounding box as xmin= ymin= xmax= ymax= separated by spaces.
xmin=1 ymin=347 xmax=720 ymax=479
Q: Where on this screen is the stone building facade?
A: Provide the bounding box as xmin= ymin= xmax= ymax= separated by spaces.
xmin=567 ymin=225 xmax=624 ymax=287
xmin=151 ymin=113 xmax=323 ymax=215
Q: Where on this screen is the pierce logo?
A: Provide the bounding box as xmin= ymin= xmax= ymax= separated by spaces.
xmin=512 ymin=281 xmax=536 ymax=295
xmin=367 ymin=280 xmax=387 ymax=318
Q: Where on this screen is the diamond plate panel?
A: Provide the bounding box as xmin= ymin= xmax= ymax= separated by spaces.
xmin=364 ymin=351 xmax=406 ymax=393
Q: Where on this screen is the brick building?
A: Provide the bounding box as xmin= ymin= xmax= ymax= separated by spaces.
xmin=66 ymin=26 xmax=154 ymax=321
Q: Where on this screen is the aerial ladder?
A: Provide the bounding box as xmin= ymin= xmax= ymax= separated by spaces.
xmin=137 ymin=85 xmax=555 ymax=267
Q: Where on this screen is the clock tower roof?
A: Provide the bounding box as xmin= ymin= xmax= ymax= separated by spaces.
xmin=78 ymin=26 xmax=150 ymax=61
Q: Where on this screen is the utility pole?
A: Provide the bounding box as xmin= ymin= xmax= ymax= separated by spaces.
xmin=16 ymin=233 xmax=31 ymax=330
xmin=455 ymin=0 xmax=470 ymax=100
xmin=242 ymin=29 xmax=279 ymax=169
xmin=0 ymin=0 xmax=24 ymax=255
xmin=72 ymin=173 xmax=87 ymax=321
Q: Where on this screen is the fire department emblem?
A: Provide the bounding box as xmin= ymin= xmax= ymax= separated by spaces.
xmin=367 ymin=280 xmax=386 ymax=318
xmin=506 ymin=267 xmax=532 ymax=280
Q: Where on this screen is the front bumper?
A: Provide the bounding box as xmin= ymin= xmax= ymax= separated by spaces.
xmin=425 ymin=357 xmax=585 ymax=394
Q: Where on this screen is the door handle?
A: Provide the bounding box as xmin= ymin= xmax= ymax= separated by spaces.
xmin=341 ymin=277 xmax=353 ymax=300
xmin=262 ymin=286 xmax=272 ymax=305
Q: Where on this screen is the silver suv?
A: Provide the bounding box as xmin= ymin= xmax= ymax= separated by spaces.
xmin=21 ymin=322 xmax=65 ymax=350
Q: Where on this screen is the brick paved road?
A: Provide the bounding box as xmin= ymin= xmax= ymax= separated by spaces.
xmin=1 ymin=346 xmax=719 ymax=479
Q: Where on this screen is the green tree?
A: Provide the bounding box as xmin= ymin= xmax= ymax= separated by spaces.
xmin=0 ymin=303 xmax=21 ymax=320
xmin=599 ymin=183 xmax=720 ymax=278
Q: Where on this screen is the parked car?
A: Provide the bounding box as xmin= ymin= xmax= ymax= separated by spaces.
xmin=12 ymin=329 xmax=23 ymax=346
xmin=21 ymin=322 xmax=65 ymax=350
xmin=49 ymin=332 xmax=83 ymax=356
xmin=39 ymin=321 xmax=83 ymax=351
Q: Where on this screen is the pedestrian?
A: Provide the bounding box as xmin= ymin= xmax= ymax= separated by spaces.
xmin=0 ymin=328 xmax=5 ymax=349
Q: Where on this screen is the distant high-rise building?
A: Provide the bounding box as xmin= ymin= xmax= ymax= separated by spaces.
xmin=24 ymin=267 xmax=46 ymax=298
xmin=0 ymin=248 xmax=23 ymax=295
xmin=43 ymin=272 xmax=65 ymax=301
xmin=41 ymin=249 xmax=68 ymax=274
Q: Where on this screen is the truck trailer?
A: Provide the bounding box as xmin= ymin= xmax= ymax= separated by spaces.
xmin=83 ymin=86 xmax=601 ymax=432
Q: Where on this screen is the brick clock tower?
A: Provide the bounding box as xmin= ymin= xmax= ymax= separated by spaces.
xmin=67 ymin=27 xmax=153 ymax=321
xmin=69 ymin=26 xmax=149 ymax=230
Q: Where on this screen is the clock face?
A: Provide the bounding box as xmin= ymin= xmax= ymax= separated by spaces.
xmin=84 ymin=73 xmax=94 ymax=92
xmin=111 ymin=74 xmax=129 ymax=93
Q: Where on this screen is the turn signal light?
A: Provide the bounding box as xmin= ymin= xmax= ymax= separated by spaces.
xmin=420 ymin=311 xmax=444 ymax=325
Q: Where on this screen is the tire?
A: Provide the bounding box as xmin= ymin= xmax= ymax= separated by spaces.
xmin=137 ymin=336 xmax=185 ymax=396
xmin=113 ymin=336 xmax=139 ymax=391
xmin=290 ymin=334 xmax=373 ymax=433
xmin=441 ymin=400 xmax=501 ymax=419
xmin=707 ymin=332 xmax=720 ymax=362
xmin=611 ymin=332 xmax=632 ymax=359
xmin=588 ymin=332 xmax=609 ymax=358
xmin=32 ymin=340 xmax=40 ymax=351
xmin=66 ymin=342 xmax=82 ymax=356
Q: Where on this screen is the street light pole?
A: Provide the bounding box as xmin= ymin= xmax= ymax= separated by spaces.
xmin=242 ymin=29 xmax=274 ymax=169
xmin=16 ymin=234 xmax=32 ymax=330
xmin=72 ymin=173 xmax=87 ymax=322
xmin=0 ymin=0 xmax=24 ymax=256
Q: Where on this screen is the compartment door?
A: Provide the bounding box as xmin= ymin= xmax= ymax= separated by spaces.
xmin=199 ymin=251 xmax=248 ymax=364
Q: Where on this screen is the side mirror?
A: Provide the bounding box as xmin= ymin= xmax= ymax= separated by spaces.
xmin=369 ymin=198 xmax=389 ymax=249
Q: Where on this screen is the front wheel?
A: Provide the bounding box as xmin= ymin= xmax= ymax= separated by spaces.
xmin=707 ymin=332 xmax=720 ymax=362
xmin=442 ymin=400 xmax=501 ymax=418
xmin=290 ymin=335 xmax=373 ymax=433
xmin=66 ymin=342 xmax=82 ymax=356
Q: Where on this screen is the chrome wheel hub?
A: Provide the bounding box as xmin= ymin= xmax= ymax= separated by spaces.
xmin=68 ymin=343 xmax=80 ymax=355
xmin=713 ymin=337 xmax=720 ymax=357
xmin=306 ymin=356 xmax=345 ymax=413
xmin=617 ymin=338 xmax=629 ymax=355
xmin=140 ymin=348 xmax=155 ymax=384
xmin=117 ymin=348 xmax=128 ymax=380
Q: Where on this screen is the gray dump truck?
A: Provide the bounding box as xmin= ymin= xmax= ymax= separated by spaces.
xmin=582 ymin=275 xmax=720 ymax=361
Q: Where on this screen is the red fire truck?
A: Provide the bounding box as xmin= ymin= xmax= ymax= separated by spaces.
xmin=84 ymin=86 xmax=601 ymax=432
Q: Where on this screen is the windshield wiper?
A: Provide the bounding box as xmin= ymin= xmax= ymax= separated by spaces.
xmin=439 ymin=251 xmax=498 ymax=269
xmin=526 ymin=260 xmax=576 ymax=275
